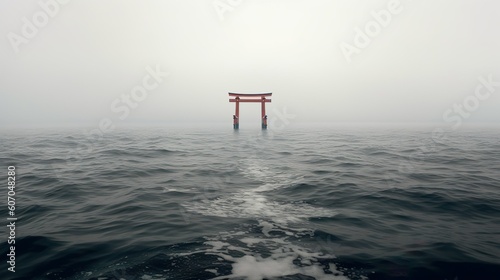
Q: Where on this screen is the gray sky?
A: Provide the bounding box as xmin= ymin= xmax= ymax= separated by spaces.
xmin=1 ymin=0 xmax=499 ymax=128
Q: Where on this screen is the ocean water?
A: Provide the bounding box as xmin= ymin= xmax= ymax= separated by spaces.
xmin=1 ymin=126 xmax=500 ymax=280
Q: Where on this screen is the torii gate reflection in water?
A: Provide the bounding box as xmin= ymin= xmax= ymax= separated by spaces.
xmin=229 ymin=93 xmax=272 ymax=129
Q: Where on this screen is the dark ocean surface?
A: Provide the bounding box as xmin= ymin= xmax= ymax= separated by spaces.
xmin=1 ymin=126 xmax=500 ymax=280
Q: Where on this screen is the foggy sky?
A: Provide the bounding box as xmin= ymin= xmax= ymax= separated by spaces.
xmin=1 ymin=0 xmax=499 ymax=128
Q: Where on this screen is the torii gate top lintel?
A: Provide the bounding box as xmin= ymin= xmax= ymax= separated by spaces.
xmin=228 ymin=92 xmax=272 ymax=129
xmin=229 ymin=93 xmax=272 ymax=97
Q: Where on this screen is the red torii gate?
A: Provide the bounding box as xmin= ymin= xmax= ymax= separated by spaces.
xmin=229 ymin=93 xmax=272 ymax=129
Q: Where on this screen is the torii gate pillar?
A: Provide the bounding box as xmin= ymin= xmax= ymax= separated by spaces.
xmin=229 ymin=93 xmax=272 ymax=129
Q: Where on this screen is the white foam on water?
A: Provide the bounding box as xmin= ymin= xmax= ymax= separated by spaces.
xmin=172 ymin=218 xmax=359 ymax=279
xmin=185 ymin=190 xmax=336 ymax=224
xmin=183 ymin=159 xmax=336 ymax=224
xmin=140 ymin=275 xmax=166 ymax=280
xmin=178 ymin=159 xmax=352 ymax=279
xmin=224 ymin=256 xmax=350 ymax=280
xmin=195 ymin=221 xmax=350 ymax=280
xmin=205 ymin=268 xmax=219 ymax=276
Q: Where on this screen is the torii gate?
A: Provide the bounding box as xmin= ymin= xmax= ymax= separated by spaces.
xmin=229 ymin=93 xmax=272 ymax=129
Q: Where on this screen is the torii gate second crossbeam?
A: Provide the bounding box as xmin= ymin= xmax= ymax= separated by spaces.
xmin=229 ymin=93 xmax=272 ymax=129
